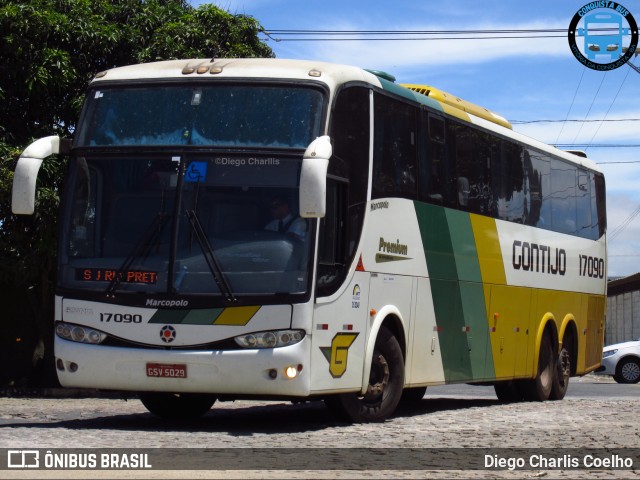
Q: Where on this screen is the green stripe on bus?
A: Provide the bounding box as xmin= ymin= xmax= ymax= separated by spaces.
xmin=415 ymin=202 xmax=495 ymax=381
xmin=149 ymin=308 xmax=224 ymax=324
xmin=446 ymin=209 xmax=495 ymax=379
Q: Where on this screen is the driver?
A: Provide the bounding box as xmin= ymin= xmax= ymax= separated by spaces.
xmin=265 ymin=196 xmax=307 ymax=241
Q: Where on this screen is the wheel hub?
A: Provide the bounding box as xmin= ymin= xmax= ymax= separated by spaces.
xmin=621 ymin=361 xmax=640 ymax=382
xmin=364 ymin=353 xmax=390 ymax=401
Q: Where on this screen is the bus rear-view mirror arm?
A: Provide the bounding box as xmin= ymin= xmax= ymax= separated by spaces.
xmin=12 ymin=136 xmax=72 ymax=215
xmin=299 ymin=135 xmax=332 ymax=218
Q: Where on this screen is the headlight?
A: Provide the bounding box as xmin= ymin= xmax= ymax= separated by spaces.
xmin=234 ymin=329 xmax=304 ymax=349
xmin=56 ymin=322 xmax=107 ymax=344
xmin=602 ymin=349 xmax=618 ymax=359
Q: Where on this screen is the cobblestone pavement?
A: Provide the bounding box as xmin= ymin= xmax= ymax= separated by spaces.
xmin=0 ymin=377 xmax=638 ymax=479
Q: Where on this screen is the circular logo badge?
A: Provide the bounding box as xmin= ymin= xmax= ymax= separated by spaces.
xmin=160 ymin=325 xmax=176 ymax=343
xmin=568 ymin=2 xmax=638 ymax=71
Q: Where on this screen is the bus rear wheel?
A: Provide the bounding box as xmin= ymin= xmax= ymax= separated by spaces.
xmin=324 ymin=326 xmax=404 ymax=422
xmin=523 ymin=330 xmax=554 ymax=401
xmin=140 ymin=392 xmax=216 ymax=419
xmin=550 ymin=340 xmax=572 ymax=400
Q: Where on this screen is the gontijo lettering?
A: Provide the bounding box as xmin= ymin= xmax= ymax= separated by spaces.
xmin=512 ymin=240 xmax=566 ymax=275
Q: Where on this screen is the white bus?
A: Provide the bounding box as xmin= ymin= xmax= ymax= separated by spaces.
xmin=12 ymin=59 xmax=606 ymax=422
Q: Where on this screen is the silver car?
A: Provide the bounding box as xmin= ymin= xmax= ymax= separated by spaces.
xmin=595 ymin=339 xmax=640 ymax=384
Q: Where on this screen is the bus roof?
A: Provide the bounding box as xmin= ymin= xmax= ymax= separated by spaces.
xmin=91 ymin=58 xmax=383 ymax=91
xmin=91 ymin=58 xmax=601 ymax=173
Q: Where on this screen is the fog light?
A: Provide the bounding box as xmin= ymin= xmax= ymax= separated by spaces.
xmin=68 ymin=362 xmax=79 ymax=373
xmin=284 ymin=366 xmax=298 ymax=379
xmin=56 ymin=358 xmax=65 ymax=371
xmin=268 ymin=369 xmax=278 ymax=379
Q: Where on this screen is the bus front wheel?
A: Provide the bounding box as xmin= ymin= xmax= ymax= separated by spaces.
xmin=324 ymin=326 xmax=404 ymax=422
xmin=139 ymin=392 xmax=216 ymax=419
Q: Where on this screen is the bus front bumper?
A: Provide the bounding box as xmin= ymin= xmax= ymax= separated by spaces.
xmin=54 ymin=336 xmax=311 ymax=397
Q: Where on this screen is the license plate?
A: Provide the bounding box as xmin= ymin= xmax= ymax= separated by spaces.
xmin=146 ymin=363 xmax=187 ymax=378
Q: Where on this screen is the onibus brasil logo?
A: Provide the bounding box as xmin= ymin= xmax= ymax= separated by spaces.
xmin=568 ymin=2 xmax=638 ymax=70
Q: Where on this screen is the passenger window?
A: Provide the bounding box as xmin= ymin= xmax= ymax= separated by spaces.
xmin=372 ymin=93 xmax=418 ymax=200
xmin=550 ymin=159 xmax=577 ymax=235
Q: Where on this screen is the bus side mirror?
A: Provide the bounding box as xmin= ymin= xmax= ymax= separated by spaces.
xmin=12 ymin=136 xmax=70 ymax=215
xmin=299 ymin=135 xmax=331 ymax=218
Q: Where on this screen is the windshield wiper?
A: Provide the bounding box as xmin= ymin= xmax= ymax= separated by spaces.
xmin=185 ymin=209 xmax=237 ymax=303
xmin=105 ymin=213 xmax=169 ymax=297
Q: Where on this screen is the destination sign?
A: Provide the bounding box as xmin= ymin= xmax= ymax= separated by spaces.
xmin=76 ymin=268 xmax=158 ymax=285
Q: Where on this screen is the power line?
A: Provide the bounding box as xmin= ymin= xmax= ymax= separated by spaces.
xmin=610 ymin=205 xmax=640 ymax=241
xmin=267 ymin=35 xmax=567 ymax=42
xmin=555 ymin=66 xmax=586 ymax=145
xmin=596 ymin=160 xmax=640 ymax=164
xmin=555 ymin=144 xmax=640 ymax=148
xmin=264 ymin=28 xmax=569 ymax=35
xmin=513 ymin=118 xmax=640 ymax=124
xmin=571 ymin=71 xmax=607 ymax=146
xmin=261 ymin=27 xmax=570 ymax=42
xmin=585 ymin=61 xmax=633 ymax=151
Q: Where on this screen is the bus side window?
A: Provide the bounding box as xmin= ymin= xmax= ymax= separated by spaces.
xmin=318 ymin=85 xmax=370 ymax=296
xmin=550 ymin=158 xmax=578 ymax=235
xmin=448 ymin=121 xmax=493 ymax=215
xmin=576 ymin=169 xmax=591 ymax=236
xmin=317 ymin=179 xmax=346 ymax=288
xmin=592 ymin=172 xmax=606 ymax=239
xmin=492 ymin=140 xmax=524 ymax=222
xmin=421 ymin=114 xmax=449 ymax=205
xmin=372 ymin=93 xmax=417 ymax=200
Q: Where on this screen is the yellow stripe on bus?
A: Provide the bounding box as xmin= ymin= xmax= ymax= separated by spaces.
xmin=469 ymin=214 xmax=506 ymax=286
xmin=213 ymin=306 xmax=261 ymax=325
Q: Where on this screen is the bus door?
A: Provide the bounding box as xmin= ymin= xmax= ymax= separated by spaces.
xmin=311 ymin=272 xmax=371 ymax=392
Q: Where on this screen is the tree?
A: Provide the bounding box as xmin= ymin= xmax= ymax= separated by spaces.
xmin=0 ymin=0 xmax=273 ymax=386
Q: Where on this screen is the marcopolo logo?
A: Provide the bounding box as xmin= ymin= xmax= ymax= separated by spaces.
xmin=568 ymin=2 xmax=638 ymax=70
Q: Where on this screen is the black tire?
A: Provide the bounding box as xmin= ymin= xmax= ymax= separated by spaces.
xmin=324 ymin=326 xmax=404 ymax=422
xmin=401 ymin=386 xmax=427 ymax=403
xmin=550 ymin=338 xmax=572 ymax=400
xmin=494 ymin=381 xmax=524 ymax=402
xmin=139 ymin=392 xmax=216 ymax=419
xmin=522 ymin=330 xmax=554 ymax=401
xmin=613 ymin=357 xmax=640 ymax=384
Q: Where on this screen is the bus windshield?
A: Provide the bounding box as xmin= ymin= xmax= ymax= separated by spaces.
xmin=59 ymin=153 xmax=314 ymax=301
xmin=76 ymin=84 xmax=324 ymax=148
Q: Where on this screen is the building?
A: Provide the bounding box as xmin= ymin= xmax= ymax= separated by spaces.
xmin=606 ymin=273 xmax=640 ymax=346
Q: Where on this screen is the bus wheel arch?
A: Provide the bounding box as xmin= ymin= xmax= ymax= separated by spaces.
xmin=361 ymin=309 xmax=407 ymax=394
xmin=325 ymin=312 xmax=406 ymax=422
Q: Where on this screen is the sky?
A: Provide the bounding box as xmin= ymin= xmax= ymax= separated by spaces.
xmin=194 ymin=0 xmax=640 ymax=278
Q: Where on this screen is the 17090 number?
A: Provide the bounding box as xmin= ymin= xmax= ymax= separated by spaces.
xmin=99 ymin=313 xmax=142 ymax=323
